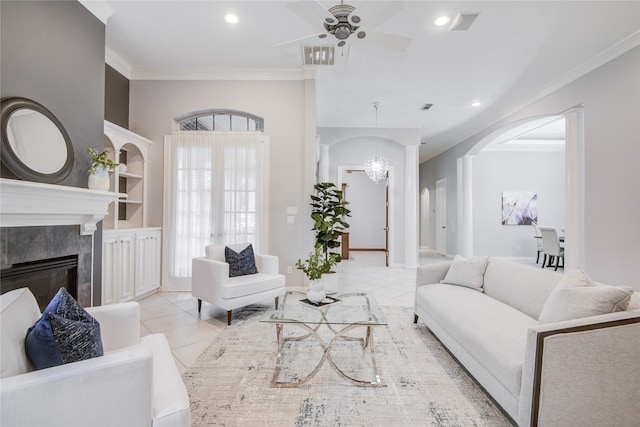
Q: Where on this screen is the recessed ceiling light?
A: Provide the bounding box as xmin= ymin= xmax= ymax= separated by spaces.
xmin=471 ymin=101 xmax=482 ymax=107
xmin=224 ymin=14 xmax=238 ymax=24
xmin=434 ymin=16 xmax=451 ymax=27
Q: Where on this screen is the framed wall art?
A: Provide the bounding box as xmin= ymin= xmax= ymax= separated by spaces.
xmin=501 ymin=191 xmax=537 ymax=225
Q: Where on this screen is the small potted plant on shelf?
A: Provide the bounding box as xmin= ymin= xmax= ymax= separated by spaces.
xmin=87 ymin=147 xmax=119 ymax=191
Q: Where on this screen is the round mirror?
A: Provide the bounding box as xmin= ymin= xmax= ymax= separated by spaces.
xmin=1 ymin=97 xmax=74 ymax=183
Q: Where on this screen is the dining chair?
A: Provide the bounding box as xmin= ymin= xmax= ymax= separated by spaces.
xmin=538 ymin=226 xmax=565 ymax=271
xmin=533 ymin=225 xmax=544 ymax=264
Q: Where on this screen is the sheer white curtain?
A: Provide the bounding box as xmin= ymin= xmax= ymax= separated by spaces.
xmin=163 ymin=131 xmax=266 ymax=290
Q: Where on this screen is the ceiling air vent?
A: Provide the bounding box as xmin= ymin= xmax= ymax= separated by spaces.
xmin=450 ymin=13 xmax=480 ymax=31
xmin=302 ymin=45 xmax=335 ymax=66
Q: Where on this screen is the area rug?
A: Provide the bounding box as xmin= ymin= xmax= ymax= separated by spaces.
xmin=182 ymin=305 xmax=514 ymax=426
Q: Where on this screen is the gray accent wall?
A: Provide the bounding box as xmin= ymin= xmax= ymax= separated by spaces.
xmin=105 ymin=64 xmax=130 ymax=129
xmin=420 ymin=46 xmax=640 ymax=289
xmin=0 ymin=0 xmax=106 ymax=304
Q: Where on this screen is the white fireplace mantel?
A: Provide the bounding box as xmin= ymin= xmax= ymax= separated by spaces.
xmin=0 ymin=178 xmax=121 ymax=235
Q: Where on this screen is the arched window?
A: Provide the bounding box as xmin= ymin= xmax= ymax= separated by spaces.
xmin=177 ymin=110 xmax=264 ymax=132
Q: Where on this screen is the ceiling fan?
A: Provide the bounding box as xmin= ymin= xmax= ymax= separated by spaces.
xmin=319 ymin=1 xmax=365 ymax=47
xmin=279 ymin=0 xmax=411 ymax=52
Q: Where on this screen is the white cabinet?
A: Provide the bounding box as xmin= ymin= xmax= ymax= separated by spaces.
xmin=102 ymin=228 xmax=161 ymax=304
xmin=135 ymin=229 xmax=161 ymax=297
xmin=102 ymin=232 xmax=135 ymax=304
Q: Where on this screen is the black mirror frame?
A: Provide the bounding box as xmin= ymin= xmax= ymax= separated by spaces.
xmin=0 ymin=97 xmax=74 ymax=184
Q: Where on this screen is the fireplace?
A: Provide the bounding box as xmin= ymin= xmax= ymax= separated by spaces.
xmin=0 ymin=225 xmax=92 ymax=307
xmin=1 ymin=255 xmax=78 ymax=311
xmin=0 ymin=178 xmax=120 ymax=307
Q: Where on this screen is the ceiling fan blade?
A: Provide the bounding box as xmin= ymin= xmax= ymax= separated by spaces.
xmin=363 ymin=30 xmax=411 ymax=52
xmin=286 ymin=0 xmax=334 ymax=30
xmin=275 ymin=32 xmax=326 ymax=48
xmin=357 ymin=1 xmax=405 ymax=28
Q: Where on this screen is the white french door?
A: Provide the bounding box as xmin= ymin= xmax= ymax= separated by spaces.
xmin=162 ymin=131 xmax=269 ymax=291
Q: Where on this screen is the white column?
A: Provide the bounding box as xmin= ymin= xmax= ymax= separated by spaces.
xmin=319 ymin=143 xmax=330 ymax=183
xmin=461 ymin=155 xmax=474 ymax=258
xmin=564 ymin=106 xmax=585 ymax=269
xmin=404 ymin=145 xmax=419 ymax=268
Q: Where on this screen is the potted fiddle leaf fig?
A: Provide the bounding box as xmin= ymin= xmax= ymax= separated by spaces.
xmin=310 ymin=182 xmax=351 ymax=269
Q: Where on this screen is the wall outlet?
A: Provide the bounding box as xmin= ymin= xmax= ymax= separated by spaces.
xmin=287 ymin=266 xmax=292 ymax=274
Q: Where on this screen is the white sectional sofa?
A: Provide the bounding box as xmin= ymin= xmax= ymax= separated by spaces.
xmin=414 ymin=257 xmax=640 ymax=427
xmin=0 ymin=287 xmax=191 ymax=427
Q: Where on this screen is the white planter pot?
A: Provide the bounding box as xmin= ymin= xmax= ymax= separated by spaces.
xmin=88 ymin=166 xmax=110 ymax=191
xmin=306 ymin=280 xmax=326 ymax=303
xmin=322 ymin=271 xmax=338 ymax=294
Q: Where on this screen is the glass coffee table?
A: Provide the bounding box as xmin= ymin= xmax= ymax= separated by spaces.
xmin=261 ymin=290 xmax=387 ymax=388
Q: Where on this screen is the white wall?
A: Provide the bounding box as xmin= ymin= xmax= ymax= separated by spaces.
xmin=473 ymin=150 xmax=566 ymax=258
xmin=129 ymin=79 xmax=316 ymax=286
xmin=342 ymin=171 xmax=386 ymax=249
xmin=420 ymin=46 xmax=640 ymax=289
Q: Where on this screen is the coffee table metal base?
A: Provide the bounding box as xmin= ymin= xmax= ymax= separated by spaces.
xmin=270 ymin=321 xmax=382 ymax=388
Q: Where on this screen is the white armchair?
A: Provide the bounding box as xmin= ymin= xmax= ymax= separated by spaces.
xmin=0 ymin=287 xmax=191 ymax=427
xmin=192 ymin=243 xmax=285 ymax=325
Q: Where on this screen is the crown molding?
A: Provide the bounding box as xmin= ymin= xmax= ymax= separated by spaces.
xmin=105 ymin=47 xmax=132 ymax=79
xmin=536 ymin=30 xmax=640 ymax=100
xmin=78 ymin=0 xmax=112 ymax=25
xmin=130 ymin=68 xmax=308 ymax=81
xmin=419 ymin=30 xmax=640 ymax=163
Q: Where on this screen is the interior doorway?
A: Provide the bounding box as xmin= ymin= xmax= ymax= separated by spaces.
xmin=435 ymin=178 xmax=447 ymax=255
xmin=340 ymin=169 xmax=389 ymax=266
xmin=420 ymin=188 xmax=430 ymax=249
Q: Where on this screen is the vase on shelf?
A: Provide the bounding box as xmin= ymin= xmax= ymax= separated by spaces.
xmin=88 ymin=166 xmax=110 ymax=191
xmin=306 ymin=280 xmax=326 ymax=304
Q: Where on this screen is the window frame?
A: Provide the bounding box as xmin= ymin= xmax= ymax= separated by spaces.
xmin=176 ymin=109 xmax=264 ymax=132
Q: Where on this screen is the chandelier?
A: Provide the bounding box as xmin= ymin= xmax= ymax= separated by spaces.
xmin=364 ymin=102 xmax=388 ymax=183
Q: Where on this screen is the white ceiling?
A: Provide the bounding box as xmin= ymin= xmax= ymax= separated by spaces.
xmin=93 ymin=1 xmax=640 ymax=162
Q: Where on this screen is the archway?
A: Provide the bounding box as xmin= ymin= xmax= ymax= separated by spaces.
xmin=458 ymin=109 xmax=583 ymax=269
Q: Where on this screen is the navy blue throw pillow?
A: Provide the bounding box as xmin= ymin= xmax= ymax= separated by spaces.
xmin=225 ymin=244 xmax=258 ymax=277
xmin=25 ymin=288 xmax=103 ymax=370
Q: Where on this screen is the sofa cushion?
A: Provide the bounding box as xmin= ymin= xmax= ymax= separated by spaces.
xmin=539 ymin=268 xmax=634 ymax=323
xmin=483 ymin=258 xmax=562 ymax=320
xmin=440 ymin=255 xmax=489 ymax=291
xmin=0 ymin=288 xmax=41 ymax=378
xmin=417 ymin=283 xmax=538 ymax=397
xmin=220 ymin=273 xmax=284 ymax=299
xmin=206 ymin=243 xmax=251 ymax=263
xmin=225 ymin=244 xmax=258 ymax=277
xmin=25 ymin=288 xmax=103 ymax=370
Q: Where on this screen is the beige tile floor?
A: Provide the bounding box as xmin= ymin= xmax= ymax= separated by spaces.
xmin=138 ymin=250 xmax=451 ymax=374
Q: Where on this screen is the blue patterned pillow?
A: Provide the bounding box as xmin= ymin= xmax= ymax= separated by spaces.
xmin=225 ymin=244 xmax=258 ymax=277
xmin=25 ymin=288 xmax=103 ymax=370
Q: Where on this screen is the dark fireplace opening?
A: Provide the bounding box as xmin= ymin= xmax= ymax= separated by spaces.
xmin=1 ymin=255 xmax=78 ymax=311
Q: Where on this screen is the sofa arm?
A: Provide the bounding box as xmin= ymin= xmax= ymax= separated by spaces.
xmin=0 ymin=347 xmax=153 ymax=427
xmin=86 ymin=302 xmax=140 ymax=352
xmin=192 ymin=257 xmax=229 ymax=303
xmin=416 ymin=261 xmax=451 ymax=288
xmin=518 ymin=310 xmax=640 ymax=427
xmin=256 ymin=254 xmax=279 ymax=274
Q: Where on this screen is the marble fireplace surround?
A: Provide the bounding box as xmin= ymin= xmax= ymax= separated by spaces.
xmin=0 ymin=178 xmax=119 ymax=306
